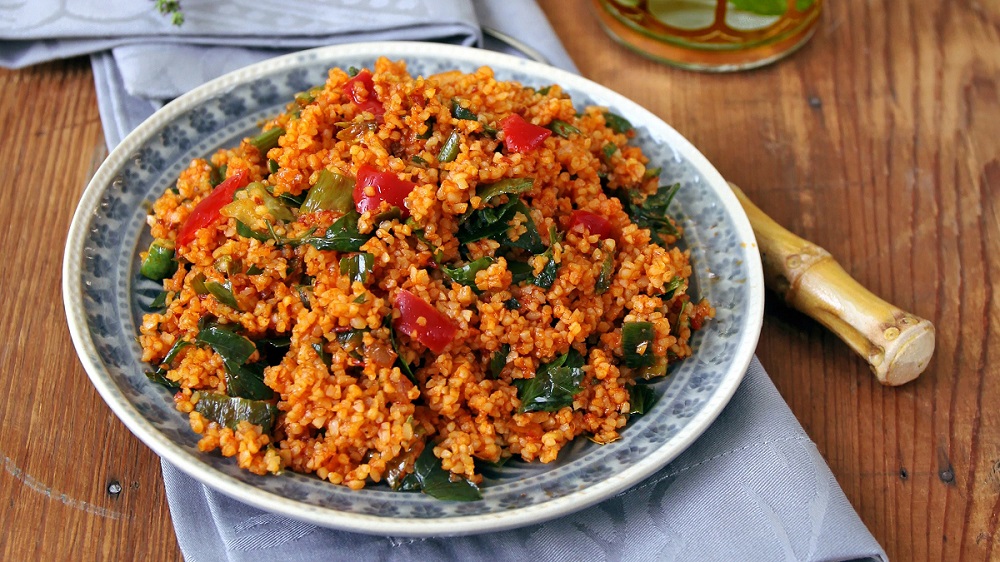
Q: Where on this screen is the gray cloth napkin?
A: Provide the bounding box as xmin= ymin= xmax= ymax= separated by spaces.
xmin=162 ymin=359 xmax=882 ymax=562
xmin=6 ymin=2 xmax=886 ymax=559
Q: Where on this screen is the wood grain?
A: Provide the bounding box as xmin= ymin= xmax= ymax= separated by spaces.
xmin=0 ymin=59 xmax=182 ymax=560
xmin=0 ymin=1 xmax=996 ymax=560
xmin=541 ymin=1 xmax=1000 ymax=559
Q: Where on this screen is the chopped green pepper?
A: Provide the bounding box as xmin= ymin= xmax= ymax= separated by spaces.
xmin=250 ymin=127 xmax=284 ymax=153
xmin=603 ymin=112 xmax=633 ymax=134
xmin=140 ymin=239 xmax=177 ymax=281
xmin=300 ymin=169 xmax=355 ymax=214
xmin=437 ymin=131 xmax=461 ymax=162
xmin=222 ymin=182 xmax=294 ymax=224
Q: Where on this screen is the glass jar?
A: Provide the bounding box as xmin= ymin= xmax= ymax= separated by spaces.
xmin=593 ymin=0 xmax=823 ymax=72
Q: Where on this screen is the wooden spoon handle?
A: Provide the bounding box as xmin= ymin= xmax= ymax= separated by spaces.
xmin=729 ymin=183 xmax=935 ymax=385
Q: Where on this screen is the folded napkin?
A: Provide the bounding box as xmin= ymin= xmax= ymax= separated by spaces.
xmin=11 ymin=2 xmax=887 ymax=559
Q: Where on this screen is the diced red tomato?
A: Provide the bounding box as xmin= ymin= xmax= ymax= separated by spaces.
xmin=354 ymin=165 xmax=416 ymax=216
xmin=342 ymin=69 xmax=384 ymax=117
xmin=176 ymin=169 xmax=251 ymax=247
xmin=500 ymin=114 xmax=551 ymax=153
xmin=394 ymin=289 xmax=457 ymax=354
xmin=569 ymin=210 xmax=614 ymax=239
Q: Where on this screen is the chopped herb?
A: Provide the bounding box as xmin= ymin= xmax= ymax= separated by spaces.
xmin=340 ymin=253 xmax=374 ymax=285
xmin=451 ymin=99 xmax=477 ymax=121
xmin=386 ymin=318 xmax=416 ymax=382
xmin=301 ymin=210 xmax=370 ymax=252
xmin=277 ymin=191 xmax=307 ymax=208
xmin=547 ymin=119 xmax=580 ymax=138
xmin=154 ymin=0 xmax=184 ymax=26
xmin=353 ymin=293 xmax=367 ymax=303
xmin=507 ymin=261 xmax=533 ymax=284
xmin=191 ymin=273 xmax=208 ymax=295
xmin=195 ymin=393 xmax=278 ymax=434
xmin=149 ymin=290 xmax=169 ymax=310
xmin=616 ymin=182 xmax=682 ymax=240
xmin=255 ymin=336 xmax=291 ymax=366
xmin=204 ymin=280 xmax=240 ymax=310
xmin=347 ymin=66 xmax=361 ymax=77
xmin=300 ymin=169 xmax=355 ymax=214
xmin=489 ymin=344 xmax=511 ymax=379
xmin=311 ymin=342 xmax=332 ymax=366
xmin=412 ymin=155 xmax=428 ymax=165
xmin=295 ymin=86 xmax=322 ymax=106
xmin=384 ymin=440 xmax=425 ymax=490
xmin=209 ymin=164 xmax=226 ymax=187
xmin=213 ymin=255 xmax=240 ymax=276
xmin=371 ymin=207 xmax=402 ymax=224
xmin=496 ymin=200 xmax=544 ymax=253
xmin=504 ymin=297 xmax=521 ymax=310
xmin=140 ymin=239 xmax=177 ymax=281
xmin=532 ymin=226 xmax=561 ymax=290
xmin=457 ymin=198 xmax=521 ymax=245
xmin=457 ymin=178 xmax=536 ymax=245
xmin=196 ymin=323 xmax=273 ymax=400
xmin=296 ymin=285 xmax=313 ymax=310
xmin=410 ymin=444 xmax=482 ymax=501
xmin=148 ymin=338 xmax=191 ymax=385
xmin=673 ymin=301 xmax=690 ymax=337
xmin=603 ymin=111 xmax=633 ymax=134
xmin=246 ymin=265 xmax=264 ymax=275
xmin=250 ymin=127 xmax=284 ymax=153
xmin=268 ymin=159 xmax=279 ymax=175
xmin=442 ymin=257 xmax=494 ymax=289
xmin=628 ymin=384 xmax=658 ymax=415
xmin=513 ymin=348 xmax=586 ymax=413
xmin=145 ymin=370 xmax=180 ymax=389
xmin=643 ymin=166 xmax=662 ymax=180
xmin=336 ymin=328 xmax=366 ymax=353
xmin=602 ymin=143 xmax=618 ymax=162
xmin=663 ymin=276 xmax=685 ymax=299
xmin=621 ymin=321 xmax=656 ymax=368
xmin=595 ymin=252 xmax=614 ymax=294
xmin=416 ymin=118 xmax=435 ymax=139
xmin=437 ymin=131 xmax=461 ymax=162
xmin=536 ymin=85 xmax=552 ymax=95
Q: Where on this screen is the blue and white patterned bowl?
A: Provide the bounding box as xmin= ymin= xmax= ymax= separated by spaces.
xmin=63 ymin=42 xmax=763 ymax=537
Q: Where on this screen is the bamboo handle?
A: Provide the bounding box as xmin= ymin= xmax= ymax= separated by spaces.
xmin=729 ymin=183 xmax=935 ymax=385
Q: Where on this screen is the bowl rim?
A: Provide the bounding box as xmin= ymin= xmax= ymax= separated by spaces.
xmin=62 ymin=40 xmax=764 ymax=537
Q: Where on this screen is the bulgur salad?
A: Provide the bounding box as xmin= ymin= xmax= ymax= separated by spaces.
xmin=137 ymin=57 xmax=712 ymax=500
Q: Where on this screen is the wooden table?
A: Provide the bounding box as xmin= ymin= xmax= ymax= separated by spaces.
xmin=1 ymin=1 xmax=997 ymax=559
